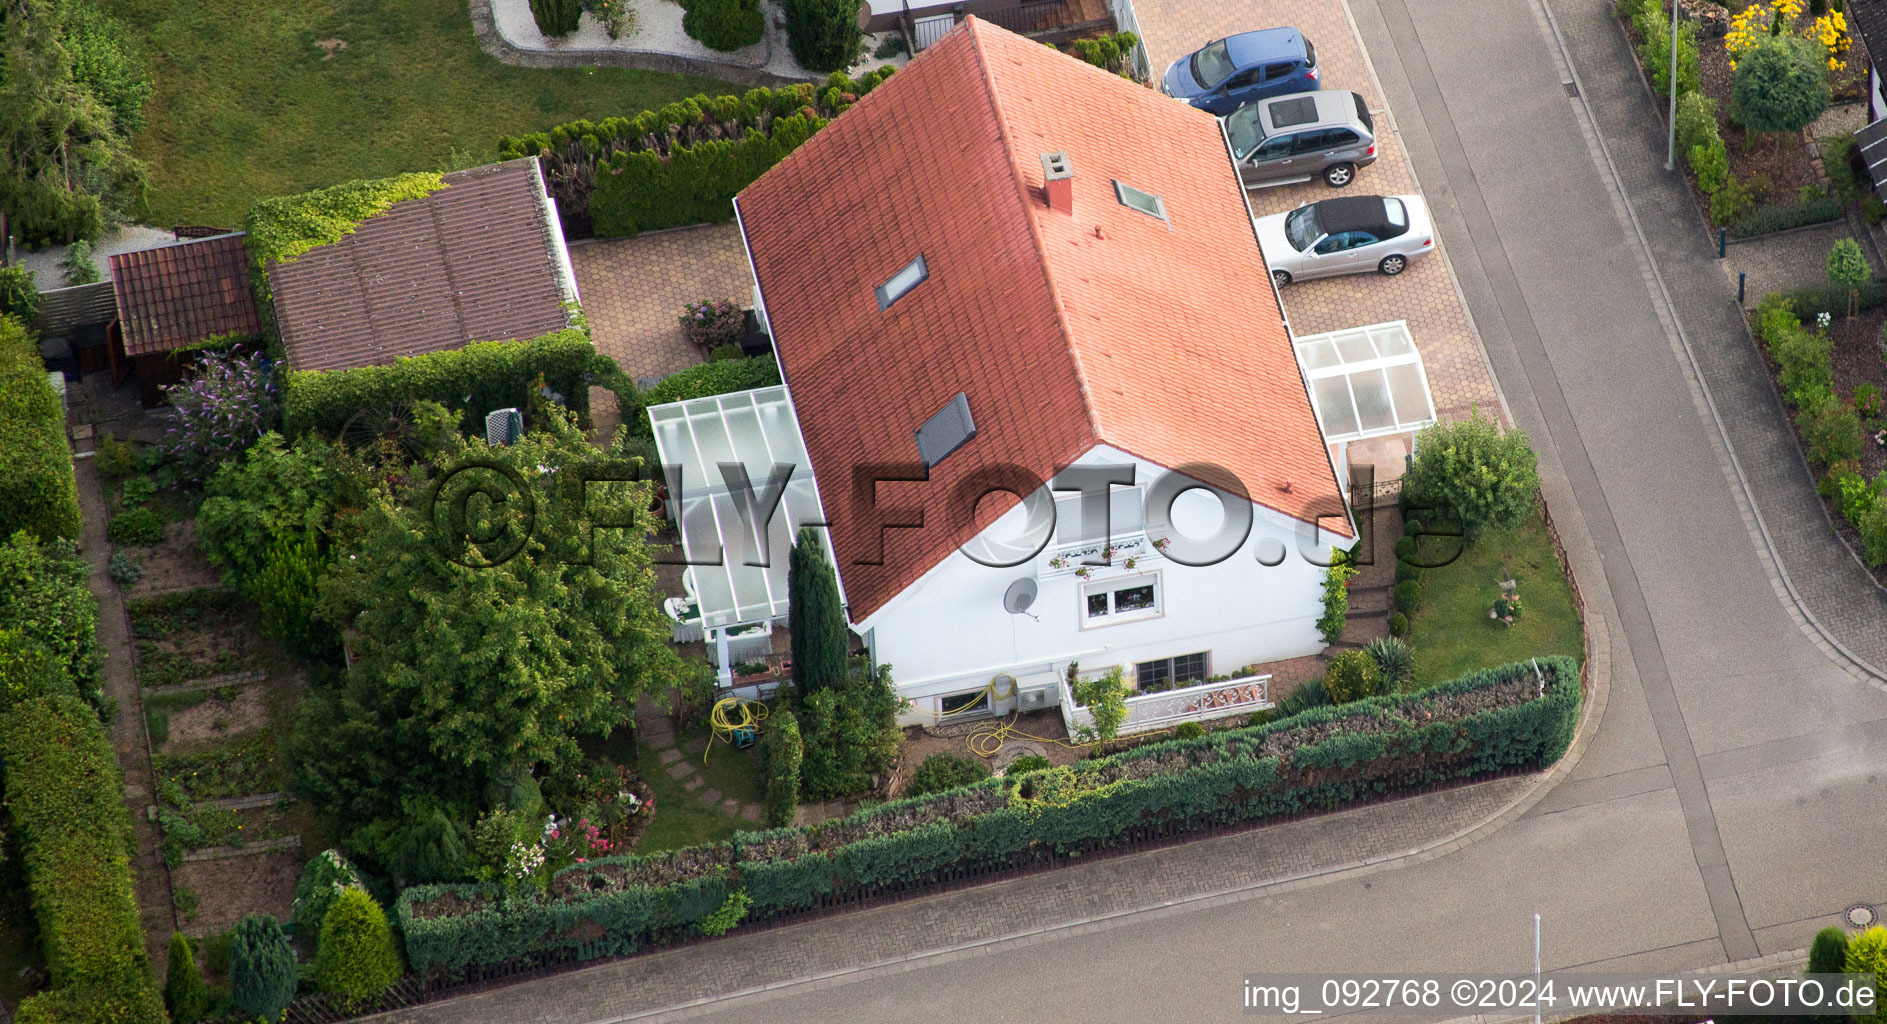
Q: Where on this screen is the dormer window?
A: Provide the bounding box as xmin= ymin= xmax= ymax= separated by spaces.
xmin=1112 ymin=181 xmax=1167 ymax=221
xmin=876 ymin=254 xmax=929 ymax=310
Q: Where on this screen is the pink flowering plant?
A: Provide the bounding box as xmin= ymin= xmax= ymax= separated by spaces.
xmin=161 ymin=346 xmax=279 ymax=486
xmin=679 ymin=298 xmax=745 ymax=350
xmin=542 ymin=813 xmax=618 ymax=872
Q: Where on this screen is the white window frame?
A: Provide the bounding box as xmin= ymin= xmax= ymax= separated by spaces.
xmin=1112 ymin=181 xmax=1167 ymax=222
xmin=876 ymin=254 xmax=929 ymax=310
xmin=1080 ymin=571 xmax=1163 ymax=628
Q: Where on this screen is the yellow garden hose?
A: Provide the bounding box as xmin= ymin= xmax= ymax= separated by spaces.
xmin=705 ymin=696 xmax=769 ymax=765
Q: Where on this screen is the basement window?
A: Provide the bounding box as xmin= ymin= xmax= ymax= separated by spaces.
xmin=1113 ymin=181 xmax=1167 ymax=221
xmin=876 ymin=254 xmax=929 ymax=310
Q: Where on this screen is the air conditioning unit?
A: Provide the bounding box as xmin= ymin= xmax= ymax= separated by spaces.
xmin=485 ymin=407 xmax=523 ymax=446
xmin=1014 ymin=669 xmax=1061 ymax=712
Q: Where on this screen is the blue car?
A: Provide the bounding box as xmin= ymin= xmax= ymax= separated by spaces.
xmin=1161 ymin=29 xmax=1320 ymax=117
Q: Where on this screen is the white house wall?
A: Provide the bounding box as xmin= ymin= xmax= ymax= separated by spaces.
xmin=852 ymin=444 xmax=1354 ymax=727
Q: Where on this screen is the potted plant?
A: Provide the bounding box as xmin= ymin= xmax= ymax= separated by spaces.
xmin=1151 ymin=537 xmax=1171 ymax=552
xmin=1074 ymin=567 xmax=1092 ymax=579
xmin=1048 ymin=554 xmax=1068 ymax=569
xmin=1123 ymin=556 xmax=1137 ymax=570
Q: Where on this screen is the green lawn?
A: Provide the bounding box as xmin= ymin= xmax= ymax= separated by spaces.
xmin=1404 ymin=509 xmax=1583 ymax=689
xmin=102 ymin=0 xmax=734 ymax=226
xmin=633 ymin=741 xmax=751 ymax=854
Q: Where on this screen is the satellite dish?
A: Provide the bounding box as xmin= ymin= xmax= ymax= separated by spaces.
xmin=1002 ymin=577 xmax=1039 ymax=617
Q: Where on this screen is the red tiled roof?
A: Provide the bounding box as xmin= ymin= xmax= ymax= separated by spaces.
xmin=736 ymin=18 xmax=1349 ymax=621
xmin=268 ymin=159 xmax=572 ymax=373
xmin=109 ymin=234 xmax=261 ymax=357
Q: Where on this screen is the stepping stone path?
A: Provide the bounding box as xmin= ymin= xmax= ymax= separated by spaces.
xmin=639 ymin=707 xmax=765 ymax=823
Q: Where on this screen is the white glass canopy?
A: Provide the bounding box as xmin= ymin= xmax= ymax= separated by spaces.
xmin=647 ymin=385 xmax=827 ymax=629
xmin=1292 ymin=321 xmax=1437 ymax=444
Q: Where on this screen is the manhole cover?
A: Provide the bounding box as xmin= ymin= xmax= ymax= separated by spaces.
xmin=1847 ymin=905 xmax=1877 ymax=928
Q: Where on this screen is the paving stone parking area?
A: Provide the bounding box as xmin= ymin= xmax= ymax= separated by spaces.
xmin=571 ymin=225 xmax=753 ymax=440
xmin=1134 ymin=0 xmax=1503 ymax=427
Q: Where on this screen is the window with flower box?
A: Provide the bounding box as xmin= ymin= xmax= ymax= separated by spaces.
xmin=1080 ymin=572 xmax=1162 ymax=626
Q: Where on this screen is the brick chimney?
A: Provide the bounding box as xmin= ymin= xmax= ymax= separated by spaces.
xmin=1041 ymin=151 xmax=1074 ymax=215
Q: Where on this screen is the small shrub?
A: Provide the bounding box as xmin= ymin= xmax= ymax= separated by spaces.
xmin=293 ymin=849 xmax=367 ymax=946
xmin=95 ymin=433 xmax=136 ymax=478
xmin=1388 ymin=612 xmax=1410 ymax=638
xmin=874 ymin=35 xmax=905 ymax=59
xmin=1854 ymin=381 xmax=1883 ymax=422
xmin=1393 ymin=579 xmax=1423 ymax=613
xmin=1730 ymin=32 xmax=1830 ymax=140
xmin=166 ymin=932 xmax=209 ymax=1024
xmin=59 ymin=240 xmax=101 ymax=286
xmin=759 ymin=710 xmax=803 ymax=827
xmin=1808 ymin=925 xmax=1850 ymax=974
xmin=904 ymin=752 xmax=991 ymax=798
xmin=1323 ymin=649 xmax=1383 ymax=704
xmin=230 ymin=914 xmax=297 ymax=1022
xmin=314 ymin=889 xmax=403 ymax=1004
xmin=784 ymin=0 xmax=864 ymax=73
xmin=0 ymin=267 xmax=37 ymax=322
xmin=1408 ymin=410 xmax=1540 ymax=540
xmin=1364 ymin=636 xmax=1415 ymax=690
xmin=1826 ymin=237 xmax=1870 ymax=294
xmin=1859 ymin=493 xmax=1887 ymax=566
xmin=162 ymin=346 xmax=280 ymax=487
xmin=1393 ymin=535 xmax=1418 ymax=562
xmin=203 ymin=929 xmax=236 ymax=978
xmin=680 ymin=299 xmax=746 ymax=349
xmin=1245 ymin=709 xmax=1274 ymax=728
xmin=147 ymin=710 xmax=168 ymax=748
xmin=1273 ymin=677 xmax=1331 ymax=717
xmin=1796 ymin=390 xmax=1862 ymax=468
xmin=1864 ymin=196 xmax=1887 ymax=225
xmin=1394 ymin=559 xmax=1421 ymax=584
xmin=173 ymin=886 xmax=200 ymax=922
xmin=1710 ymin=176 xmax=1755 ymax=226
xmin=1173 ymin=721 xmax=1206 ymax=741
xmin=528 ymin=0 xmax=581 ymax=35
xmin=1847 ymin=926 xmax=1887 ymax=1024
xmin=708 ymin=344 xmax=743 ymax=362
xmin=109 ymin=550 xmax=144 ymax=586
xmin=109 ymin=506 xmax=167 ymax=546
xmin=697 ymin=889 xmax=753 ymax=937
xmin=1689 ymin=138 xmax=1730 ymax=193
xmin=1676 ymin=90 xmax=1720 ymax=155
xmin=684 ymin=0 xmax=764 ymax=51
xmin=1003 ymin=754 xmax=1052 ymax=775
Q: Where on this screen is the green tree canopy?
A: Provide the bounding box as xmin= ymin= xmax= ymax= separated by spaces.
xmin=230 ymin=914 xmax=297 ymax=1022
xmin=296 ymin=408 xmax=683 ymax=874
xmin=1409 ymin=410 xmax=1541 ymax=541
xmin=1730 ymin=32 xmax=1830 ymax=139
xmin=314 ymin=888 xmax=403 ymax=1003
xmin=1826 ymin=237 xmax=1869 ymax=290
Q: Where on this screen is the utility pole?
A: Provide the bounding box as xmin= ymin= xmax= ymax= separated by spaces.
xmin=1666 ymin=0 xmax=1680 ymax=170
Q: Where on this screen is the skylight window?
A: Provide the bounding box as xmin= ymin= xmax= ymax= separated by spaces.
xmin=914 ymin=392 xmax=976 ymax=469
xmin=876 ymin=254 xmax=929 ymax=310
xmin=1113 ymin=181 xmax=1167 ymax=221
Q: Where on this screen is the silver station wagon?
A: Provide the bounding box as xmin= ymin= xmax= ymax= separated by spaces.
xmin=1224 ymin=90 xmax=1377 ymax=188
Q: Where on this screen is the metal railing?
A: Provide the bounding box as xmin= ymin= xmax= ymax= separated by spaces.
xmin=1060 ymin=670 xmax=1271 ymax=737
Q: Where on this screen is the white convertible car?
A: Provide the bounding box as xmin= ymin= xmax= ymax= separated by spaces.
xmin=1253 ymin=194 xmax=1434 ymax=286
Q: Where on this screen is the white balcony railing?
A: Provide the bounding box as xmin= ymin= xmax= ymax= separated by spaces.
xmin=1059 ymin=670 xmax=1272 ymax=738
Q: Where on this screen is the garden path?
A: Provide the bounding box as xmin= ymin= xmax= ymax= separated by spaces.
xmin=643 ymin=708 xmax=765 ymax=823
xmin=72 ymin=457 xmax=176 ymax=973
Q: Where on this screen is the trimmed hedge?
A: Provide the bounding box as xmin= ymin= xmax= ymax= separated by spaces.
xmin=0 ymin=532 xmax=102 ymax=705
xmin=398 ymin=657 xmax=1580 ymax=973
xmin=282 ymin=329 xmax=596 ymax=437
xmin=1 ymin=696 xmax=167 ymax=1024
xmin=0 ymin=316 xmax=82 ymax=543
xmin=625 ymin=356 xmax=782 ymax=436
xmin=593 ymin=114 xmax=824 ymax=237
xmin=1730 ymin=194 xmax=1845 ymax=238
xmin=498 ymin=71 xmax=896 ymax=239
xmin=1768 ymin=281 xmax=1884 ymax=320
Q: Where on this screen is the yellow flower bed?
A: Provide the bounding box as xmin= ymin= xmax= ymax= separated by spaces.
xmin=1726 ymin=1 xmax=1849 ymax=71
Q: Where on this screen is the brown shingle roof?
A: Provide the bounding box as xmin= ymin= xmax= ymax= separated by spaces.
xmin=109 ymin=234 xmax=261 ymax=357
xmin=737 ymin=18 xmax=1348 ymax=622
xmin=268 ymin=159 xmax=572 ymax=373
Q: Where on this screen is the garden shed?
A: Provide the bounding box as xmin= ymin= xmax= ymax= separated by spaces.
xmin=107 ymin=232 xmax=261 ymax=407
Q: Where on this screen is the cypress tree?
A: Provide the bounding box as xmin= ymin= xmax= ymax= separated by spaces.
xmin=1808 ymin=925 xmax=1850 ymax=974
xmin=165 ymin=931 xmax=209 ymax=1024
xmin=231 ymin=914 xmax=298 ymax=1022
xmin=788 ymin=527 xmax=849 ymax=695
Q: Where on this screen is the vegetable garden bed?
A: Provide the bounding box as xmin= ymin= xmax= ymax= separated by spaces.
xmin=127 ymin=588 xmax=262 ymax=688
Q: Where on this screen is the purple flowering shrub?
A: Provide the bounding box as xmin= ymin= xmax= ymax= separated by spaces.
xmin=162 ymin=347 xmax=280 ymax=486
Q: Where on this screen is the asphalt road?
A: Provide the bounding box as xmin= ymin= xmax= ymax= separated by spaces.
xmin=651 ymin=0 xmax=1887 ymax=1019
